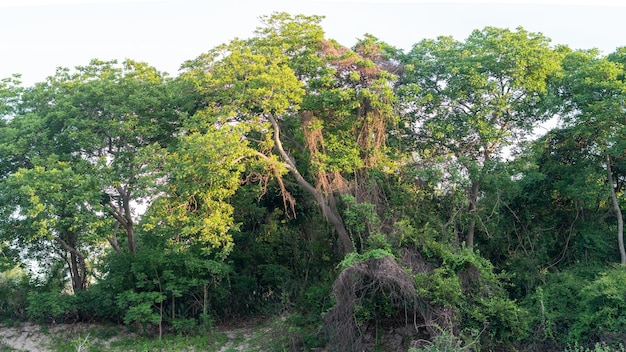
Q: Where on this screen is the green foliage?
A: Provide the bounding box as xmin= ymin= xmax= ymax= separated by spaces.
xmin=527 ymin=273 xmax=582 ymax=345
xmin=399 ymin=26 xmax=562 ymax=248
xmin=141 ymin=124 xmax=250 ymax=257
xmin=341 ymin=194 xmax=388 ymax=252
xmin=86 ymin=245 xmax=231 ymax=332
xmin=564 ymin=343 xmax=626 ymax=352
xmin=3 ymin=12 xmax=626 ymax=352
xmin=72 ymin=284 xmax=124 ymax=322
xmin=0 ymin=75 xmax=21 ymax=116
xmin=107 ymin=333 xmax=218 ymax=352
xmin=338 ymin=248 xmax=394 ymax=271
xmin=117 ymin=290 xmax=165 ymax=327
xmin=410 ymin=330 xmax=477 ymax=352
xmin=570 ymin=266 xmax=626 ymax=345
xmin=342 ymin=195 xmax=379 ymax=236
xmin=399 ymin=223 xmax=527 ymax=346
xmin=26 ymin=291 xmax=77 ymax=324
xmin=0 ymin=265 xmax=31 ymax=322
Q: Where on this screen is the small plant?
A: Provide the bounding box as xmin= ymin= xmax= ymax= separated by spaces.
xmin=0 ymin=342 xmax=15 ymax=352
xmin=26 ymin=291 xmax=76 ymax=324
xmin=71 ymin=334 xmax=91 ymax=352
xmin=410 ymin=330 xmax=477 ymax=352
xmin=171 ymin=317 xmax=197 ymax=335
xmin=116 ymin=290 xmax=165 ymax=336
xmin=564 ymin=342 xmax=626 ymax=352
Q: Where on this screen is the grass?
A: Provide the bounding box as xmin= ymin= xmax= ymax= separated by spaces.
xmin=46 ymin=327 xmax=230 ymax=352
xmin=0 ymin=342 xmax=17 ymax=352
xmin=564 ymin=343 xmax=626 ymax=352
xmin=0 ymin=313 xmax=324 ymax=352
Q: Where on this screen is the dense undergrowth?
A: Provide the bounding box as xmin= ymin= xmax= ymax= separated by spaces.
xmin=1 ymin=12 xmax=626 ymax=352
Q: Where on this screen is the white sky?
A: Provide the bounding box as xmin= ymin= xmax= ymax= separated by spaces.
xmin=1 ymin=0 xmax=624 ymax=85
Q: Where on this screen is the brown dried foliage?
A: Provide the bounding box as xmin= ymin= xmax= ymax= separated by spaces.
xmin=325 ymin=249 xmax=456 ymax=352
xmin=320 ymin=39 xmax=394 ymax=170
xmin=302 ymin=110 xmax=350 ymax=195
xmin=302 ymin=40 xmax=396 ymax=200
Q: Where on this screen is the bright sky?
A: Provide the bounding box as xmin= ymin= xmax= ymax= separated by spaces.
xmin=1 ymin=0 xmax=624 ymax=86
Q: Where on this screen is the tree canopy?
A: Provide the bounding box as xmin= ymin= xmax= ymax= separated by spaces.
xmin=0 ymin=12 xmax=625 ymax=352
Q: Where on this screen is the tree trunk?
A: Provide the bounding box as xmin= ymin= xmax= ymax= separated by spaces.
xmin=69 ymin=251 xmax=87 ymax=292
xmin=606 ymin=154 xmax=626 ymax=264
xmin=55 ymin=234 xmax=87 ymax=292
xmin=267 ymin=113 xmax=355 ymax=254
xmin=121 ymin=188 xmax=136 ymax=253
xmin=108 ymin=222 xmax=121 ymax=252
xmin=466 ymin=180 xmax=479 ymax=249
xmin=107 ymin=188 xmax=136 ymax=253
xmin=203 ymin=284 xmax=208 ymax=317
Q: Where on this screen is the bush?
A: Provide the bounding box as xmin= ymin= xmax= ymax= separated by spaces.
xmin=564 ymin=342 xmax=626 ymax=352
xmin=26 ymin=291 xmax=77 ymax=324
xmin=170 ymin=317 xmax=197 ymax=335
xmin=570 ymin=266 xmax=626 ymax=346
xmin=73 ymin=283 xmax=125 ymax=323
xmin=397 ymin=222 xmax=528 ymax=348
xmin=521 ymin=263 xmax=626 ymax=349
xmin=410 ymin=330 xmax=477 ymax=352
xmin=0 ymin=266 xmax=31 ymax=321
xmin=116 ymin=290 xmax=165 ymax=331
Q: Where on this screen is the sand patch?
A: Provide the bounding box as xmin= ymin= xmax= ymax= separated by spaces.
xmin=0 ymin=323 xmax=53 ymax=352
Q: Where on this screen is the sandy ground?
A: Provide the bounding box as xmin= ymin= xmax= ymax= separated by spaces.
xmin=0 ymin=316 xmax=320 ymax=352
xmin=0 ymin=323 xmax=119 ymax=352
xmin=0 ymin=323 xmax=54 ymax=352
xmin=0 ymin=322 xmax=271 ymax=352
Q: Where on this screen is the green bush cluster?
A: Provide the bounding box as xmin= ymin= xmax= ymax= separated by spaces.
xmin=523 ymin=264 xmax=626 ymax=349
xmin=406 ymin=227 xmax=527 ymax=347
xmin=1 ymin=11 xmax=626 ymax=352
xmin=0 ymin=266 xmax=30 ymax=322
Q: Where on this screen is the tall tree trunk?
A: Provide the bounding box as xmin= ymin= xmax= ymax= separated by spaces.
xmin=107 ymin=188 xmax=136 ymax=253
xmin=55 ymin=234 xmax=87 ymax=292
xmin=606 ymin=154 xmax=626 ymax=264
xmin=466 ymin=180 xmax=479 ymax=249
xmin=108 ymin=222 xmax=121 ymax=252
xmin=267 ymin=113 xmax=355 ymax=254
xmin=69 ymin=251 xmax=83 ymax=292
xmin=121 ymin=189 xmax=136 ymax=253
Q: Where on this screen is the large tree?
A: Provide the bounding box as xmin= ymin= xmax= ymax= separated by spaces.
xmin=141 ymin=123 xmax=252 ymax=256
xmin=0 ymin=156 xmax=108 ymax=292
xmin=399 ymin=27 xmax=562 ymax=248
xmin=13 ymin=60 xmax=180 ymax=253
xmin=181 ymin=13 xmax=400 ymax=255
xmin=555 ymin=49 xmax=626 ymax=263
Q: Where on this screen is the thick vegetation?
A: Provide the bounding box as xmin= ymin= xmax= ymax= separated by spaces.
xmin=1 ymin=12 xmax=625 ymax=352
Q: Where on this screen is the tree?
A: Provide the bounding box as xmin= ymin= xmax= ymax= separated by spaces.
xmin=555 ymin=49 xmax=626 ymax=264
xmin=141 ymin=123 xmax=251 ymax=256
xmin=0 ymin=75 xmax=24 ymax=268
xmin=181 ymin=13 xmax=400 ymax=255
xmin=0 ymin=156 xmax=109 ymax=292
xmin=399 ymin=27 xmax=562 ymax=248
xmin=15 ymin=59 xmax=180 ymax=253
xmin=0 ymin=75 xmax=20 ymax=120
xmin=0 ymin=75 xmax=25 ymax=179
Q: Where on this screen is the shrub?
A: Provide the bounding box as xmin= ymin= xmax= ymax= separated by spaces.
xmin=521 ymin=263 xmax=626 ymax=349
xmin=26 ymin=291 xmax=77 ymax=324
xmin=410 ymin=330 xmax=477 ymax=352
xmin=401 ymin=222 xmax=528 ymax=347
xmin=0 ymin=265 xmax=31 ymax=321
xmin=564 ymin=342 xmax=626 ymax=352
xmin=570 ymin=266 xmax=626 ymax=346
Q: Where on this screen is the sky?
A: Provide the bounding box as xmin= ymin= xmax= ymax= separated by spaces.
xmin=1 ymin=0 xmax=625 ymax=86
